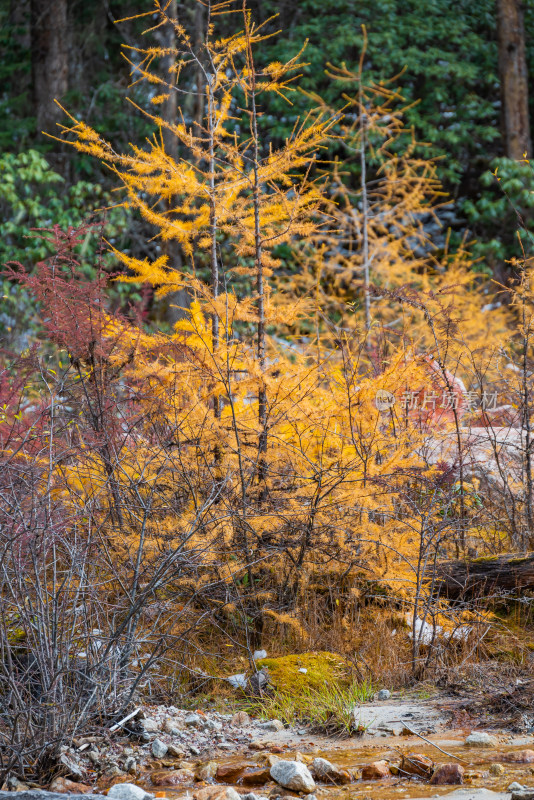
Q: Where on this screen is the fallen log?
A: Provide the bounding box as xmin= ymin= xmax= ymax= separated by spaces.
xmin=435 ymin=552 xmax=534 ymax=599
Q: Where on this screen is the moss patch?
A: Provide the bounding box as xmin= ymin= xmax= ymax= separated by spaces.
xmin=255 ymin=651 xmax=353 ymax=694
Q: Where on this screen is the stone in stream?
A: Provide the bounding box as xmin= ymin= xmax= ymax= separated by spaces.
xmin=108 ymin=785 xmax=154 ymax=800
xmin=489 ymin=763 xmax=505 ymax=776
xmin=194 ymin=788 xmax=241 ymax=800
xmin=241 ymin=768 xmax=272 ymax=786
xmin=465 ymin=732 xmax=498 ymax=747
xmin=503 ymin=749 xmax=534 ymax=763
xmin=310 ymin=757 xmax=351 ymax=784
xmin=216 ymin=763 xmax=251 ymax=782
xmin=399 ymin=753 xmax=434 ymax=778
xmin=196 ymin=761 xmax=218 ymax=781
xmin=508 ymin=783 xmax=525 ymax=792
xmin=361 ymin=760 xmax=391 ymax=780
xmin=151 ymin=768 xmax=195 ymax=786
xmin=511 ymin=792 xmax=534 ymax=800
xmin=430 ymin=764 xmax=465 ymax=785
xmin=269 ymin=760 xmax=316 ymax=793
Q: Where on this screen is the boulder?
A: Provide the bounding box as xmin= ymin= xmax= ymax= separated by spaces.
xmin=253 ymin=650 xmax=268 ymax=660
xmin=226 ymin=674 xmax=247 ymax=690
xmin=269 ymin=761 xmax=316 ymax=793
xmin=377 ymin=689 xmax=391 ymax=701
xmin=361 ymin=760 xmax=391 ymax=780
xmin=502 ymin=750 xmax=534 ymax=763
xmin=49 ymin=779 xmax=92 ymax=794
xmin=465 ymin=732 xmax=498 ymax=747
xmin=489 ymin=764 xmax=505 ymax=776
xmin=108 ymin=785 xmax=154 ymax=800
xmin=167 ymin=744 xmax=186 ymax=758
xmin=151 ymin=769 xmax=195 ymax=787
xmin=310 ymin=757 xmax=351 ymax=784
xmin=430 ymin=764 xmax=465 ymax=785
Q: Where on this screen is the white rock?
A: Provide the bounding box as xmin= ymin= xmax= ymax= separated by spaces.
xmin=108 ymin=783 xmax=154 ymax=800
xmin=226 ymin=673 xmax=248 ymax=689
xmin=507 ymin=783 xmax=524 ymax=792
xmin=377 ymin=689 xmax=391 ymax=701
xmin=224 ymin=790 xmax=241 ymax=800
xmin=203 ymin=718 xmax=222 ymax=731
xmin=141 ymin=718 xmax=160 ymax=732
xmin=151 ymin=739 xmax=168 ymax=759
xmin=258 ymin=719 xmax=284 ymax=732
xmin=298 ymin=668 xmax=308 ymax=674
xmin=184 ymin=713 xmax=202 ymax=727
xmin=270 ymin=760 xmax=316 ymax=793
xmin=253 ymin=650 xmax=268 ymax=660
xmin=465 ymin=732 xmax=498 ymax=747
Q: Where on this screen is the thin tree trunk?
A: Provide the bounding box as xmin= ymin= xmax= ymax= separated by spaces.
xmin=30 ymin=0 xmax=68 ymax=172
xmin=497 ymin=0 xmax=531 ymax=158
xmin=159 ymin=0 xmax=190 ymax=327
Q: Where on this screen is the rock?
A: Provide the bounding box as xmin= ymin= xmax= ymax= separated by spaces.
xmin=167 ymin=744 xmax=185 ymax=758
xmin=226 ymin=674 xmax=248 ymax=689
xmin=430 ymin=764 xmax=465 ymax=785
xmin=253 ymin=650 xmax=268 ymax=660
xmin=196 ymin=762 xmax=218 ymax=781
xmin=511 ymin=791 xmax=534 ymax=800
xmin=194 ymin=788 xmax=241 ymax=800
xmin=141 ymin=719 xmax=160 ymax=733
xmin=216 ymin=764 xmax=250 ymax=782
xmin=242 ymin=794 xmax=268 ymax=800
xmin=377 ymin=689 xmax=391 ymax=701
xmin=189 ymin=745 xmax=201 ymax=756
xmin=0 ymin=793 xmax=108 ymax=800
xmin=361 ymin=760 xmax=391 ymax=780
xmin=258 ymin=720 xmax=284 ymax=732
xmin=241 ymin=768 xmax=272 ymax=786
xmin=185 ymin=713 xmax=202 ymax=727
xmin=203 ymin=719 xmax=223 ymax=732
xmin=310 ymin=758 xmax=351 ymax=785
xmin=503 ymin=750 xmax=534 ymax=763
xmin=151 ymin=740 xmax=168 ymax=759
xmin=163 ymin=717 xmax=180 ymax=735
xmin=151 ymin=769 xmax=196 ymax=786
xmin=58 ymin=754 xmax=85 ymax=781
xmin=298 ymin=668 xmax=308 ymax=674
xmin=508 ymin=783 xmax=525 ymax=792
xmin=124 ymin=757 xmax=137 ymax=776
xmin=264 ymin=755 xmax=282 ymax=767
xmin=465 ymin=732 xmax=498 ymax=747
xmin=232 ymin=711 xmax=251 ymax=727
xmin=249 ymin=669 xmax=270 ymax=695
xmin=108 ymin=784 xmax=154 ymax=800
xmin=104 ymin=766 xmax=125 ymax=779
xmin=400 ymin=753 xmax=434 ymax=778
xmin=270 ymin=761 xmax=315 ymax=794
xmin=489 ymin=764 xmax=505 ymax=776
xmin=49 ymin=779 xmax=92 ymax=794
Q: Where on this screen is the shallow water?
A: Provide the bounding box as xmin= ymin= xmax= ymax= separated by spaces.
xmin=137 ymin=735 xmax=534 ymax=800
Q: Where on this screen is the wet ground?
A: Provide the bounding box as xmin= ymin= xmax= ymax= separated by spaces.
xmin=127 ymin=695 xmax=534 ymax=800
